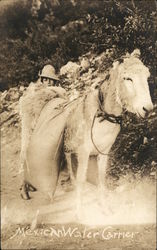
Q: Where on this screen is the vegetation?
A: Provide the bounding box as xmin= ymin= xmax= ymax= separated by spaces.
xmin=0 ymin=0 xmax=156 ymax=179
xmin=0 ymin=0 xmax=156 ymax=97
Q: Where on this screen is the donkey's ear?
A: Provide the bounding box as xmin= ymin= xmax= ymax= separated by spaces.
xmin=131 ymin=49 xmax=141 ymax=58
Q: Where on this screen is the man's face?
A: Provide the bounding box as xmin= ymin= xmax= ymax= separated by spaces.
xmin=42 ymin=77 xmax=55 ymax=86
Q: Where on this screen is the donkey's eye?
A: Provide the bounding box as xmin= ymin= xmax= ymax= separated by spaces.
xmin=123 ymin=77 xmax=133 ymax=82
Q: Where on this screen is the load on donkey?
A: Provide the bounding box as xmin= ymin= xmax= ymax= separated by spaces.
xmin=19 ymin=49 xmax=153 ymax=216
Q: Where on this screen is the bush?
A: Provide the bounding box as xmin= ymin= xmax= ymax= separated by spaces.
xmin=0 ymin=0 xmax=156 ymax=100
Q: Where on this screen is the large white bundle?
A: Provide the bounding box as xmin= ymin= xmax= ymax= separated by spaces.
xmin=19 ymin=82 xmax=67 ymax=174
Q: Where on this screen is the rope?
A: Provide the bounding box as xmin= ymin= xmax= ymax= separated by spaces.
xmin=90 ymin=108 xmax=122 ymax=156
xmin=35 ymin=97 xmax=82 ymax=129
xmin=90 ymin=113 xmax=112 ymax=156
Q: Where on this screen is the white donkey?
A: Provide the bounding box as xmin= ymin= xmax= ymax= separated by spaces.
xmin=64 ymin=49 xmax=153 ymax=215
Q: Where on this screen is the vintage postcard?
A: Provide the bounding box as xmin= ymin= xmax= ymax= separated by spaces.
xmin=1 ymin=0 xmax=156 ymax=249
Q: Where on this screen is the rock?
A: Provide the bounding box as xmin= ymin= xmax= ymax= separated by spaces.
xmin=143 ymin=136 xmax=148 ymax=144
xmin=60 ymin=61 xmax=81 ymax=79
xmin=80 ymin=57 xmax=90 ymax=71
xmin=19 ymin=86 xmax=25 ymax=92
xmin=151 ymin=161 xmax=157 ymax=167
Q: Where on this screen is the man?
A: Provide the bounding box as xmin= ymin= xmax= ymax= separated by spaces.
xmin=20 ymin=64 xmax=67 ymax=200
xmin=38 ymin=64 xmax=59 ymax=86
xmin=36 ymin=64 xmax=66 ymax=97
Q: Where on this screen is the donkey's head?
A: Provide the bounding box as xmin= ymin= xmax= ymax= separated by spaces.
xmin=111 ymin=49 xmax=153 ymax=117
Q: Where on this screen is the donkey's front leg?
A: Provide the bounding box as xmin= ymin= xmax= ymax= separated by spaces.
xmin=97 ymin=153 xmax=112 ymax=213
xmin=76 ymin=148 xmax=89 ymax=219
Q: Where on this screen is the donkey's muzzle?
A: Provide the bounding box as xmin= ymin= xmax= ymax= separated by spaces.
xmin=143 ymin=107 xmax=148 ymax=113
xmin=143 ymin=104 xmax=153 ymax=116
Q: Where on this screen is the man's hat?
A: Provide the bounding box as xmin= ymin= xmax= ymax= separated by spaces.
xmin=39 ymin=65 xmax=59 ymax=80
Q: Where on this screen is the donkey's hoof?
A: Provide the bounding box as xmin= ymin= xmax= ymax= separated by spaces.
xmin=98 ymin=199 xmax=113 ymax=215
xmin=74 ymin=211 xmax=82 ymax=222
xmin=101 ymin=205 xmax=113 ymax=216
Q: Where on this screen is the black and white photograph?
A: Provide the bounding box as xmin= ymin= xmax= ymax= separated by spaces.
xmin=1 ymin=0 xmax=156 ymax=249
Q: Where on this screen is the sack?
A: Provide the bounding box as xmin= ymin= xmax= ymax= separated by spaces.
xmin=24 ymin=97 xmax=75 ymax=199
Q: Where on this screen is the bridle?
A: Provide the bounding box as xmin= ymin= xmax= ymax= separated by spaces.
xmin=90 ymin=87 xmax=123 ymax=156
xmin=97 ymin=87 xmax=122 ymax=125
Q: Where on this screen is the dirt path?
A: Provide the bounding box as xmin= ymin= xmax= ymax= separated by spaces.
xmin=1 ymin=125 xmax=156 ymax=249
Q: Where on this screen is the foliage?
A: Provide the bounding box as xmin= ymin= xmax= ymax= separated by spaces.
xmin=0 ymin=0 xmax=156 ymax=97
xmin=110 ymin=107 xmax=157 ymax=179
